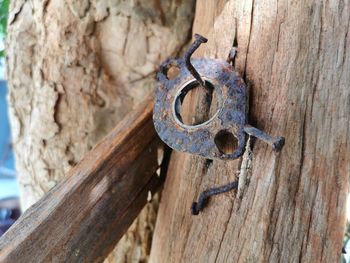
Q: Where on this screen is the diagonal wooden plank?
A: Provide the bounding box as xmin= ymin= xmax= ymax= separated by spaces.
xmin=0 ymin=96 xmax=164 ymax=263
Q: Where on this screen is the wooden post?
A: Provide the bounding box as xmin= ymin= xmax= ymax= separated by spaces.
xmin=150 ymin=0 xmax=350 ymax=262
xmin=0 ymin=96 xmax=164 ymax=263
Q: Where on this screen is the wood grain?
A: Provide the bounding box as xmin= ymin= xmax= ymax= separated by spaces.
xmin=150 ymin=0 xmax=350 ymax=262
xmin=0 ymin=96 xmax=164 ymax=263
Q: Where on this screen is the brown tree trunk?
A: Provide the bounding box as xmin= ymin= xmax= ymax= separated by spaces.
xmin=150 ymin=0 xmax=350 ymax=262
xmin=6 ymin=0 xmax=194 ymax=262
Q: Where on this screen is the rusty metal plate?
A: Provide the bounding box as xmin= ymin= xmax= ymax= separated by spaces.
xmin=153 ymin=34 xmax=285 ymax=214
xmin=153 ymin=57 xmax=247 ymax=160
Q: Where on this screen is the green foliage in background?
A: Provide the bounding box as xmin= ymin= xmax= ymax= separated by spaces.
xmin=0 ymin=0 xmax=9 ymax=57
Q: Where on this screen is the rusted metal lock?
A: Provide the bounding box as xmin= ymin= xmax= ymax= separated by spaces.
xmin=153 ymin=34 xmax=285 ymax=214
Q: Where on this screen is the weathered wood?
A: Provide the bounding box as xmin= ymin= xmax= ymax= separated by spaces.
xmin=0 ymin=96 xmax=163 ymax=263
xmin=150 ymin=0 xmax=350 ymax=262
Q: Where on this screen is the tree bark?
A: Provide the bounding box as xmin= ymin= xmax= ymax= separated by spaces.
xmin=6 ymin=0 xmax=194 ymax=262
xmin=150 ymin=0 xmax=350 ymax=262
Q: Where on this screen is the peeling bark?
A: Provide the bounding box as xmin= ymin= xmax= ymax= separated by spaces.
xmin=6 ymin=0 xmax=195 ymax=262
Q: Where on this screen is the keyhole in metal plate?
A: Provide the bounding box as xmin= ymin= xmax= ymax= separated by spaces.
xmin=174 ymin=80 xmax=219 ymax=127
xmin=214 ymin=130 xmax=238 ymax=154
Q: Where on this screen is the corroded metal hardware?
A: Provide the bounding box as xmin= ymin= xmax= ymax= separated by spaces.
xmin=153 ymin=34 xmax=284 ymax=160
xmin=153 ymin=34 xmax=285 ymax=214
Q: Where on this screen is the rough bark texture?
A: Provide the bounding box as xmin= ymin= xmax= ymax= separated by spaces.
xmin=6 ymin=0 xmax=194 ymax=262
xmin=150 ymin=0 xmax=350 ymax=262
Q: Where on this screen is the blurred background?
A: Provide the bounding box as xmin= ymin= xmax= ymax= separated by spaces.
xmin=0 ymin=61 xmax=20 ymax=236
xmin=0 ymin=0 xmax=20 ymax=237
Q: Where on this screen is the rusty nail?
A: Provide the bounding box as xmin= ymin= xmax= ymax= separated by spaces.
xmin=243 ymin=125 xmax=285 ymax=151
xmin=184 ymin=33 xmax=208 ymax=88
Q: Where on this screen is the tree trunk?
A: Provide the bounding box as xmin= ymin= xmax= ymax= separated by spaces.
xmin=6 ymin=0 xmax=194 ymax=262
xmin=150 ymin=0 xmax=350 ymax=262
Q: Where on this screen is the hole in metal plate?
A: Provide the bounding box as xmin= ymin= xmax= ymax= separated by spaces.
xmin=214 ymin=130 xmax=238 ymax=154
xmin=173 ymin=79 xmax=219 ymax=127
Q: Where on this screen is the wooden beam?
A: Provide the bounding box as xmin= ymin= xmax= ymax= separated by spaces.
xmin=150 ymin=0 xmax=349 ymax=262
xmin=0 ymin=96 xmax=163 ymax=263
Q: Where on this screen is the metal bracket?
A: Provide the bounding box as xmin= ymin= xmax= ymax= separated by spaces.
xmin=153 ymin=34 xmax=285 ymax=215
xmin=153 ymin=34 xmax=284 ymax=160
